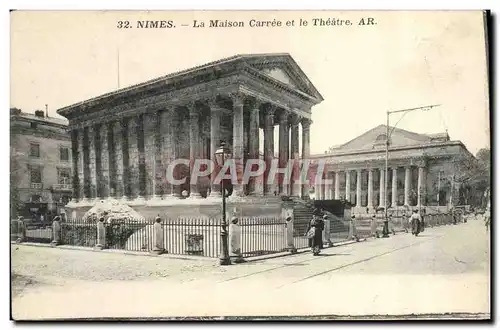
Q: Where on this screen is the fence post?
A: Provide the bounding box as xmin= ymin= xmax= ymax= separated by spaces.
xmin=95 ymin=217 xmax=106 ymax=250
xmin=323 ymin=215 xmax=333 ymax=247
xmin=15 ymin=220 xmax=26 ymax=243
xmin=348 ymin=215 xmax=359 ymax=241
xmin=371 ymin=215 xmax=379 ymax=238
xmin=285 ymin=216 xmax=297 ymax=253
xmin=229 ymin=217 xmax=244 ymax=263
xmin=51 ymin=217 xmax=61 ymax=247
xmin=151 ymin=216 xmax=165 ymax=255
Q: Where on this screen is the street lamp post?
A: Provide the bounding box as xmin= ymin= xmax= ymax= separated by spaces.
xmin=215 ymin=141 xmax=231 ymax=266
xmin=382 ymin=104 xmax=440 ymax=238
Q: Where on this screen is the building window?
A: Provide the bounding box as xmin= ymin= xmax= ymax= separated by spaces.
xmin=58 ymin=168 xmax=71 ymax=185
xmin=30 ymin=143 xmax=40 ymax=158
xmin=30 ymin=122 xmax=38 ymax=129
xmin=30 ymin=166 xmax=42 ymax=183
xmin=60 ymin=147 xmax=69 ymax=162
xmin=31 ymin=195 xmax=41 ymax=203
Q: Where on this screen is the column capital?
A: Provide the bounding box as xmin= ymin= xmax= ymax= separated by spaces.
xmin=301 ymin=118 xmax=312 ymax=129
xmin=229 ymin=92 xmax=246 ymax=106
xmin=278 ymin=110 xmax=289 ymax=123
xmin=263 ymin=103 xmax=277 ymax=117
xmin=246 ymin=96 xmax=263 ymax=109
xmin=289 ymin=113 xmax=302 ymax=126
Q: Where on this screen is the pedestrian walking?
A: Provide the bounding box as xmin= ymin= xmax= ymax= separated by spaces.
xmin=306 ymin=209 xmax=325 ymax=255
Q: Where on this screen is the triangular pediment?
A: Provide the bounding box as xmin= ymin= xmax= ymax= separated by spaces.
xmin=260 ymin=67 xmax=298 ymax=88
xmin=334 ymin=125 xmax=434 ymax=151
xmin=240 ymin=53 xmax=324 ymax=102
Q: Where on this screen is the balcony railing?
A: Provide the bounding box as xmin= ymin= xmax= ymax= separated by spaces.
xmin=30 ymin=183 xmax=43 ymax=189
xmin=52 ymin=183 xmax=72 ymax=191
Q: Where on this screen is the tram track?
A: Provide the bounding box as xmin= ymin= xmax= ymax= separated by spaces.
xmin=218 ymin=233 xmax=442 ymax=285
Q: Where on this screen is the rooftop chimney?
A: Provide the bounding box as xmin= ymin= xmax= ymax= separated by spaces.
xmin=34 ymin=110 xmax=45 ymax=118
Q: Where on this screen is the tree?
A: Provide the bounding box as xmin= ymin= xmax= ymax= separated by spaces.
xmin=450 ymin=148 xmax=490 ymax=207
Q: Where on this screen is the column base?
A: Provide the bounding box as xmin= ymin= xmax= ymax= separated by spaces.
xmin=94 ymin=244 xmax=104 ymax=251
xmin=50 ymin=240 xmax=60 ymax=247
xmin=207 ymin=192 xmax=222 ymax=199
xmin=188 ymin=193 xmax=204 ymax=199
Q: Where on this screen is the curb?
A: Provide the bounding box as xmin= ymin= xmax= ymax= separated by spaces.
xmin=12 ymin=237 xmax=368 ymax=263
xmin=11 ymin=242 xmax=214 ymax=262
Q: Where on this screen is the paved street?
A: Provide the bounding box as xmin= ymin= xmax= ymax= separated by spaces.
xmin=11 ymin=216 xmax=490 ymax=320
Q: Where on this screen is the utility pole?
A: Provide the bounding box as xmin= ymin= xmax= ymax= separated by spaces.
xmin=382 ymin=104 xmax=441 ymax=238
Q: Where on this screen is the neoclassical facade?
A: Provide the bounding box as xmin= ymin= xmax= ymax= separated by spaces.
xmin=57 ymin=53 xmax=323 ymax=209
xmin=311 ymin=125 xmax=476 ymax=214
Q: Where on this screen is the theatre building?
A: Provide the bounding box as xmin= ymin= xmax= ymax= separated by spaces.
xmin=310 ymin=124 xmax=477 ymax=215
xmin=10 ymin=108 xmax=72 ymax=219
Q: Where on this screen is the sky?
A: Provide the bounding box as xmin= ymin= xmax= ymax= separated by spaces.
xmin=10 ymin=10 xmax=490 ymax=155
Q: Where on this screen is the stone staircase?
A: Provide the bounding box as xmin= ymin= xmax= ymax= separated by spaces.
xmin=291 ymin=198 xmax=349 ymax=236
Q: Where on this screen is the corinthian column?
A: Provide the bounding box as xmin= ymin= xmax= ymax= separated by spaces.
xmin=263 ymin=104 xmax=276 ymax=196
xmin=83 ymin=127 xmax=91 ymax=202
xmin=417 ymin=166 xmax=425 ymax=206
xmin=278 ymin=111 xmax=289 ymax=196
xmin=77 ymin=128 xmax=86 ymax=202
xmin=248 ymin=99 xmax=262 ymax=196
xmin=160 ymin=107 xmax=175 ymax=198
xmin=379 ymin=168 xmax=386 ymax=208
xmin=111 ymin=120 xmax=124 ymax=199
xmin=301 ymin=118 xmax=311 ymax=197
xmin=404 ymin=166 xmax=411 ymax=206
xmin=208 ymin=100 xmax=222 ymax=198
xmin=136 ymin=114 xmax=147 ymax=201
xmin=356 ymin=169 xmax=362 ymax=208
xmin=367 ymin=169 xmax=373 ymax=209
xmin=89 ymin=125 xmax=98 ymax=201
xmin=345 ymin=170 xmax=351 ymax=203
xmin=231 ymin=93 xmax=245 ymax=198
xmin=290 ymin=116 xmax=300 ymax=197
xmin=120 ymin=118 xmax=131 ymax=200
xmin=392 ymin=167 xmax=398 ymax=207
xmin=334 ymin=171 xmax=340 ymax=199
xmin=99 ymin=123 xmax=110 ymax=199
xmin=187 ymin=102 xmax=202 ymax=198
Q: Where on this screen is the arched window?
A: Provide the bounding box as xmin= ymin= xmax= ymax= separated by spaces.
xmin=375 ymin=134 xmax=387 ymax=141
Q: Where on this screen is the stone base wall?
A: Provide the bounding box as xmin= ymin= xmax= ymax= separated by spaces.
xmin=64 ymin=196 xmax=285 ymax=220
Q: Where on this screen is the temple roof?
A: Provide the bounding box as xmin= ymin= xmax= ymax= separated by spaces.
xmin=57 ymin=53 xmax=323 ymax=116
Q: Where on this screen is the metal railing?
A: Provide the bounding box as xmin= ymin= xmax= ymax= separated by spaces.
xmin=52 ymin=183 xmax=72 ymax=190
xmin=30 ymin=183 xmax=43 ymax=189
xmin=240 ymin=217 xmax=287 ymax=257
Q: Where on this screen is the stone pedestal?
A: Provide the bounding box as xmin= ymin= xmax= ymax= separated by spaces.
xmin=51 ymin=220 xmax=61 ymax=247
xmin=323 ymin=217 xmax=332 ymax=247
xmin=285 ymin=216 xmax=297 ymax=253
xmin=229 ymin=222 xmax=244 ymax=263
xmin=95 ymin=219 xmax=106 ymax=250
xmin=150 ymin=218 xmax=165 ymax=255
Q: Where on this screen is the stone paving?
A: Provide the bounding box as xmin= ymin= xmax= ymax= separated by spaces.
xmin=11 ymin=215 xmax=490 ymax=320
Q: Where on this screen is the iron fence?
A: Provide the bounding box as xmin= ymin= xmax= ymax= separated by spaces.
xmin=240 ymin=217 xmax=287 ymax=257
xmin=162 ymin=217 xmax=221 ymax=258
xmin=10 ymin=220 xmax=53 ymax=244
xmin=60 ymin=218 xmax=97 ymax=247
